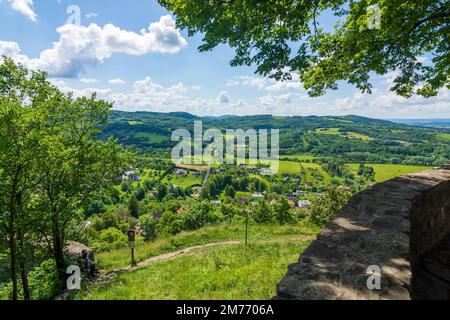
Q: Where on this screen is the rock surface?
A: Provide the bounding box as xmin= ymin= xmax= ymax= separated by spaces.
xmin=275 ymin=167 xmax=450 ymax=300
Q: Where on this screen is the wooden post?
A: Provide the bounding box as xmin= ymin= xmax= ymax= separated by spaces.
xmin=245 ymin=209 xmax=249 ymax=246
xmin=127 ymin=229 xmax=136 ymax=266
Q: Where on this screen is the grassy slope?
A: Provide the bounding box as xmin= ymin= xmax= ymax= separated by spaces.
xmin=76 ymin=223 xmax=319 ymax=300
xmin=347 ymin=163 xmax=431 ymax=182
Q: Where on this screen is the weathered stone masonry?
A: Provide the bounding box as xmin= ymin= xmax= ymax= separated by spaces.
xmin=275 ymin=167 xmax=450 ymax=300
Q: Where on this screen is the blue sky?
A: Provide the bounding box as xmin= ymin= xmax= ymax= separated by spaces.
xmin=0 ymin=0 xmax=449 ymax=119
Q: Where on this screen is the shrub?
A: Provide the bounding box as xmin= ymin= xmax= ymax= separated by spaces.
xmin=273 ymin=197 xmax=297 ymax=225
xmin=307 ymin=188 xmax=352 ymax=226
xmin=28 ymin=260 xmax=62 ymax=300
xmin=90 ymin=227 xmax=128 ymax=252
xmin=0 ymin=260 xmax=62 ymax=300
xmin=138 ymin=214 xmax=158 ymax=241
xmin=253 ymin=200 xmax=274 ymax=223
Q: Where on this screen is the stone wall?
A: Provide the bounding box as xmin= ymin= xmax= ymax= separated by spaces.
xmin=275 ymin=167 xmax=450 ymax=300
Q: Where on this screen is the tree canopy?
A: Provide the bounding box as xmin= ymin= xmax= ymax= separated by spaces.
xmin=159 ymin=0 xmax=449 ymax=98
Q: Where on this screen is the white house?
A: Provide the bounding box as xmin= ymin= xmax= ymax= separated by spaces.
xmin=175 ymin=169 xmax=188 ymax=176
xmin=298 ymin=200 xmax=311 ymax=209
xmin=251 ymin=194 xmax=265 ymax=200
xmin=122 ymin=170 xmax=140 ymax=182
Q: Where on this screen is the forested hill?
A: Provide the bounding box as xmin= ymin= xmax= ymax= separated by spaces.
xmin=102 ymin=111 xmax=450 ymax=166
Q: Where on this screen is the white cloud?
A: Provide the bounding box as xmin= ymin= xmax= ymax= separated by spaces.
xmin=1 ymin=0 xmax=37 ymax=21
xmin=85 ymin=12 xmax=98 ymax=19
xmin=0 ymin=15 xmax=187 ymax=78
xmin=80 ymin=78 xmax=99 ymax=84
xmin=217 ymin=91 xmax=230 ymax=104
xmin=227 ymin=73 xmax=303 ymax=91
xmin=258 ymin=93 xmax=292 ymax=106
xmin=108 ymin=78 xmax=126 ymax=85
xmin=333 ymin=88 xmax=450 ymax=118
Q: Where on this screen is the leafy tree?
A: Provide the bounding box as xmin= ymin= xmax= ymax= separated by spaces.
xmin=253 ymin=200 xmax=274 ymax=224
xmin=223 ymin=184 xmax=236 ymax=198
xmin=35 ymin=93 xmax=124 ymax=278
xmin=160 ymin=0 xmax=449 ymax=97
xmin=308 ymin=188 xmax=352 ymax=226
xmin=0 ymin=58 xmax=125 ymax=297
xmin=273 ymin=197 xmax=295 ymax=225
xmin=0 ymin=58 xmax=54 ymax=299
xmin=138 ymin=214 xmax=158 ymax=241
xmin=128 ymin=195 xmax=140 ymax=218
xmin=156 ymin=184 xmax=168 ymax=201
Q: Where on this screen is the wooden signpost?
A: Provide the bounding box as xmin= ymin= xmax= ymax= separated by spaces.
xmin=127 ymin=229 xmax=136 ymax=266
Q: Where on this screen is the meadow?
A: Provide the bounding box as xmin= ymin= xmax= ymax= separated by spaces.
xmin=75 ymin=222 xmax=319 ymax=300
xmin=347 ymin=163 xmax=431 ymax=182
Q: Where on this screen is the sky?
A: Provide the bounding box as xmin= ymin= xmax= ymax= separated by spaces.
xmin=0 ymin=0 xmax=449 ymax=119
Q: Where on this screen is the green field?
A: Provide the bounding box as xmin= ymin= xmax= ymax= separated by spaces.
xmin=75 ymin=223 xmax=318 ymax=300
xmin=163 ymin=173 xmax=203 ymax=188
xmin=282 ymin=154 xmax=315 ymax=161
xmin=315 ymin=128 xmax=373 ymax=141
xmin=347 ymin=164 xmax=431 ymax=182
xmin=437 ymin=132 xmax=450 ymax=142
xmin=134 ymin=132 xmax=168 ymax=143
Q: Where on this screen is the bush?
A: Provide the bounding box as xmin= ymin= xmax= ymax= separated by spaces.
xmin=139 ymin=214 xmax=158 ymax=241
xmin=90 ymin=227 xmax=128 ymax=252
xmin=273 ymin=197 xmax=297 ymax=225
xmin=307 ymin=188 xmax=352 ymax=226
xmin=0 ymin=260 xmax=62 ymax=300
xmin=28 ymin=260 xmax=62 ymax=300
xmin=253 ymin=200 xmax=274 ymax=223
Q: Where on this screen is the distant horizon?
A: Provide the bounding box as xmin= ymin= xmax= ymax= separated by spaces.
xmin=109 ymin=109 xmax=450 ymax=122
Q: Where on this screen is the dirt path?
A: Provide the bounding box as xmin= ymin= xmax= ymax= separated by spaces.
xmin=112 ymin=240 xmax=240 ymax=273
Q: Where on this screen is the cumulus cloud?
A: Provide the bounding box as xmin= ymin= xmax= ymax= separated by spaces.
xmin=85 ymin=12 xmax=98 ymax=19
xmin=227 ymin=73 xmax=303 ymax=91
xmin=217 ymin=91 xmax=230 ymax=104
xmin=109 ymin=78 xmax=126 ymax=85
xmin=258 ymin=93 xmax=292 ymax=106
xmin=1 ymin=0 xmax=37 ymax=21
xmin=80 ymin=78 xmax=99 ymax=84
xmin=333 ymin=88 xmax=450 ymax=118
xmin=0 ymin=15 xmax=187 ymax=78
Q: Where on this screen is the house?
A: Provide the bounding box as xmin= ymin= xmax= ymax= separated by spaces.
xmin=337 ymin=186 xmax=352 ymax=191
xmin=305 ymin=182 xmax=313 ymax=187
xmin=298 ymin=200 xmax=311 ymax=209
xmin=122 ymin=170 xmax=140 ymax=182
xmin=83 ymin=221 xmax=92 ymax=229
xmin=287 ymin=199 xmax=296 ymax=207
xmin=210 ymin=200 xmax=222 ymax=206
xmin=251 ymin=194 xmax=264 ymax=200
xmin=177 ymin=207 xmax=186 ymax=214
xmin=293 ymin=190 xmax=306 ymax=196
xmin=270 ymin=198 xmax=278 ymax=205
xmin=238 ymin=197 xmax=249 ymax=204
xmin=175 ymin=169 xmax=188 ymax=176
xmin=247 ymin=166 xmax=257 ymax=171
xmin=148 ymin=191 xmax=158 ymax=198
xmin=259 ymin=168 xmax=273 ymax=175
xmin=153 ymin=211 xmax=163 ymax=219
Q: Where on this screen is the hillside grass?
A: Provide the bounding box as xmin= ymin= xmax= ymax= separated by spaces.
xmin=76 ymin=222 xmax=319 ymax=300
xmin=163 ymin=173 xmax=203 ymax=188
xmin=315 ymin=128 xmax=373 ymax=141
xmin=348 ymin=163 xmax=431 ymax=182
xmin=134 ymin=132 xmax=168 ymax=143
xmin=95 ymin=223 xmax=319 ymax=272
xmin=436 ymin=132 xmax=450 ymax=142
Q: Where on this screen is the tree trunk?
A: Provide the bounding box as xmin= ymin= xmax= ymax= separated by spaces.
xmin=52 ymin=219 xmax=65 ymax=279
xmin=18 ymin=229 xmax=30 ymax=300
xmin=8 ymin=232 xmax=18 ymax=300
